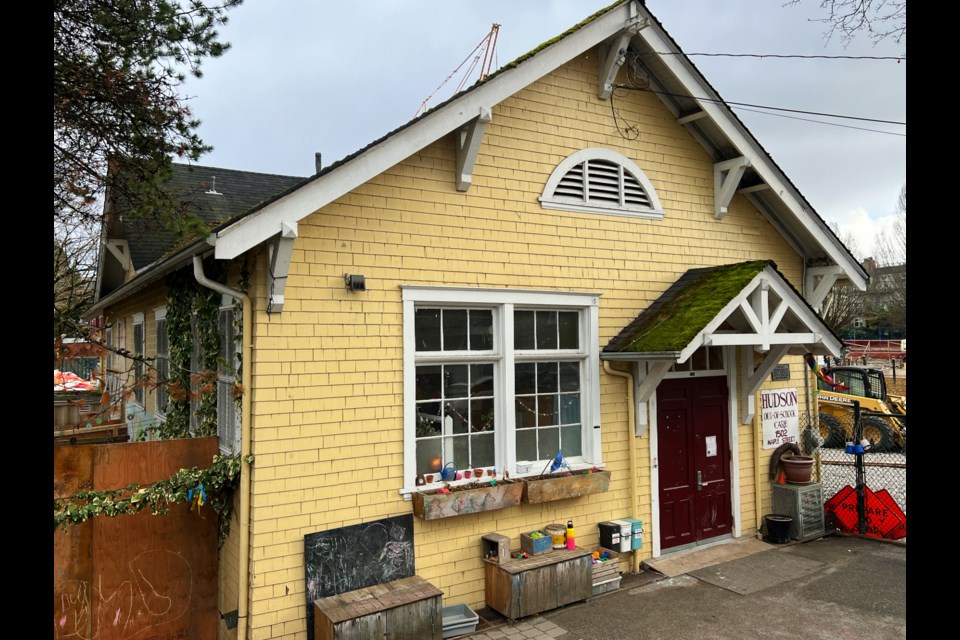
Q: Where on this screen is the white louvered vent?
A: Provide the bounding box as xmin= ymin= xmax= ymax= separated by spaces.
xmin=540 ymin=149 xmax=663 ymax=219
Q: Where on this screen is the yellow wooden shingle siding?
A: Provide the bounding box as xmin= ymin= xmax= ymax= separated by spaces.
xmin=242 ymin=51 xmax=805 ymax=639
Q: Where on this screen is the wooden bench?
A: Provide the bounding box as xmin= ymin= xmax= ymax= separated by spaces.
xmin=313 ymin=575 xmax=443 ymax=640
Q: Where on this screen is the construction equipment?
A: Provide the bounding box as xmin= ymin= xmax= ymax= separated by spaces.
xmin=816 ymin=365 xmax=906 ymax=452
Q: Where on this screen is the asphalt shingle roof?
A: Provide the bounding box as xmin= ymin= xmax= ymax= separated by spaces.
xmin=121 ymin=163 xmax=306 ymax=270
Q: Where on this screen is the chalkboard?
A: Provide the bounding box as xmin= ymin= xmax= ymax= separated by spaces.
xmin=304 ymin=515 xmax=415 ymax=640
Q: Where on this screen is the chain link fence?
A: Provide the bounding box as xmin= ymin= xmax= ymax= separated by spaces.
xmin=797 ymin=408 xmax=906 ymax=542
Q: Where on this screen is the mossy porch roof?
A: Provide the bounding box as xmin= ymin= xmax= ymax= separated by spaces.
xmin=604 ymin=260 xmax=772 ymax=354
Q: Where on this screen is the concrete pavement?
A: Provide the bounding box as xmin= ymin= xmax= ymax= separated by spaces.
xmin=460 ymin=534 xmax=906 ymax=640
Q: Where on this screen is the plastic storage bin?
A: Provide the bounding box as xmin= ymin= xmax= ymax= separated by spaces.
xmin=598 ymin=521 xmax=622 ymax=550
xmin=622 ymin=517 xmax=644 ymax=550
xmin=442 ymin=603 xmax=479 ymax=638
xmin=610 ymin=519 xmax=632 ymax=552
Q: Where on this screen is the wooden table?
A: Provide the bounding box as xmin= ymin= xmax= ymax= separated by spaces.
xmin=484 ymin=547 xmax=593 ymax=621
xmin=312 ymin=575 xmax=443 ymax=640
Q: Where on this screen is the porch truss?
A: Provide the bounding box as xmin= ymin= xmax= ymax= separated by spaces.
xmin=601 ymin=261 xmax=843 ymax=424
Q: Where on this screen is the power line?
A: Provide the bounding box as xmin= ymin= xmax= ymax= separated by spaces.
xmin=617 ymin=85 xmax=906 ymax=126
xmin=672 ymin=52 xmax=906 ymax=62
xmin=732 ymin=106 xmax=906 ymax=137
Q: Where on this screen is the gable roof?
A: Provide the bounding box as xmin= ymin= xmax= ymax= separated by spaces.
xmin=89 ymin=0 xmax=867 ymax=317
xmin=205 ymin=0 xmax=864 ymax=291
xmin=121 ymin=164 xmax=306 ymax=271
xmin=603 ymin=260 xmax=844 ymax=361
xmin=89 ymin=163 xmax=305 ymax=313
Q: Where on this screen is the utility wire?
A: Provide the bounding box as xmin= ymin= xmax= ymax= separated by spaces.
xmin=732 ymin=106 xmax=906 ymax=137
xmin=669 ymin=52 xmax=905 ymax=62
xmin=618 ymin=85 xmax=906 ymax=126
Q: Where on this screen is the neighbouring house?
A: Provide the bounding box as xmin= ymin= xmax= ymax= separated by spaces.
xmin=85 ymin=1 xmax=867 ymax=638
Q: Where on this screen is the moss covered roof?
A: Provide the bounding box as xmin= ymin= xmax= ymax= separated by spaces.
xmin=605 ymin=260 xmax=772 ymax=354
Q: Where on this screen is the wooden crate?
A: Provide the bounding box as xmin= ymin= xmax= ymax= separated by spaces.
xmin=520 ymin=531 xmax=552 ymax=556
xmin=313 ymin=575 xmax=442 ymax=640
xmin=590 ymin=547 xmax=620 ymax=585
xmin=481 ymin=533 xmax=510 ymax=564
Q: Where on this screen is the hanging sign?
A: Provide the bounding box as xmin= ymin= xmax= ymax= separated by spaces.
xmin=761 ymin=388 xmax=799 ymax=449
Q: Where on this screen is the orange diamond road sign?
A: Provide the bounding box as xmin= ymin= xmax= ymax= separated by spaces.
xmin=825 ymin=485 xmax=906 ymax=540
xmin=825 ymin=486 xmax=858 ymax=532
xmin=873 ymin=489 xmax=906 ymax=539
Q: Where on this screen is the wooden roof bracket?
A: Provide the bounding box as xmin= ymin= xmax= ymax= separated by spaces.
xmin=455 ymin=107 xmax=493 ymax=192
xmin=739 ymin=344 xmax=790 ymax=424
xmin=266 ymin=220 xmax=298 ymax=315
xmin=105 ymin=239 xmax=133 ymax=272
xmin=714 ymin=156 xmax=751 ymax=219
xmin=805 ymin=264 xmax=846 ymax=309
xmin=635 ymin=360 xmax=673 ymax=434
xmin=597 ymin=9 xmax=648 ymax=100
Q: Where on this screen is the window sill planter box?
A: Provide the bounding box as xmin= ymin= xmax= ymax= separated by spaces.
xmin=412 ymin=480 xmax=523 ymax=520
xmin=522 ymin=469 xmax=611 ymax=504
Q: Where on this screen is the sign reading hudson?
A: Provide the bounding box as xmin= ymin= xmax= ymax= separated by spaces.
xmin=761 ymin=388 xmax=799 ymax=450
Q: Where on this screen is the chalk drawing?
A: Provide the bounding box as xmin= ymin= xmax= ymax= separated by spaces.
xmin=55 ymin=550 xmax=192 ymax=640
xmin=303 ymin=515 xmax=415 ymax=640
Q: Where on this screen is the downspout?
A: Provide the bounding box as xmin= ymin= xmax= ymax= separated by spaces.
xmin=193 ymin=255 xmax=252 ymax=640
xmin=602 ymin=361 xmax=641 ymax=574
xmin=754 ymin=405 xmax=763 ymax=537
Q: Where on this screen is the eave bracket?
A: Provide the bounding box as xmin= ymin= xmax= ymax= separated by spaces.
xmin=714 ymin=157 xmax=750 ymax=219
xmin=597 ymin=15 xmax=648 ymax=100
xmin=455 ymin=107 xmax=493 ymax=192
xmin=266 ymin=220 xmax=298 ymax=315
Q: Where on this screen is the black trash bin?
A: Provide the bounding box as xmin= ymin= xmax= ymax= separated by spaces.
xmin=764 ymin=514 xmax=793 ymax=544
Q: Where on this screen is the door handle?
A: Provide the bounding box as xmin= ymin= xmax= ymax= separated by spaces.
xmin=697 ymin=471 xmax=720 ymax=491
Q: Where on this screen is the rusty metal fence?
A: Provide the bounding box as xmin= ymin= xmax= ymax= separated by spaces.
xmin=798 ymin=407 xmax=906 ymax=542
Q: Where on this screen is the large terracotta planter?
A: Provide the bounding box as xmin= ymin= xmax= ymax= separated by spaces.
xmin=522 ymin=470 xmax=612 ymax=504
xmin=412 ymin=480 xmax=524 ymax=520
xmin=781 ymin=456 xmax=815 ymax=483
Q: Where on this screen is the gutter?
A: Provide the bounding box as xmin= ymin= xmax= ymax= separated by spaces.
xmin=85 ymin=238 xmax=210 ymax=320
xmin=193 ymin=255 xmax=253 ymax=640
xmin=602 ymin=361 xmax=641 ymax=574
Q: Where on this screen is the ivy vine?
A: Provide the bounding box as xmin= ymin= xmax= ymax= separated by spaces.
xmin=54 ymin=453 xmax=251 ymax=546
xmin=62 ymin=257 xmax=249 ymax=544
xmin=161 ymin=268 xmax=194 ymax=439
xmin=160 ymin=258 xmax=226 ymax=439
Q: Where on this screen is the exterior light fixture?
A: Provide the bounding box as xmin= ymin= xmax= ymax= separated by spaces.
xmin=344 ymin=274 xmax=366 ymax=291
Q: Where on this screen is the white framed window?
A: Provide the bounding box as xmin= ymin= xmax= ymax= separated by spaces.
xmin=217 ymin=298 xmax=241 ymax=455
xmin=539 ymin=148 xmax=664 ymax=219
xmin=132 ymin=312 xmax=145 ymax=406
xmin=402 ymin=287 xmax=602 ymax=492
xmin=154 ymin=307 xmax=168 ymax=416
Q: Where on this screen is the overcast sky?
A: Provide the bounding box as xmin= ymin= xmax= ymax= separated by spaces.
xmin=182 ymin=0 xmax=906 ymax=259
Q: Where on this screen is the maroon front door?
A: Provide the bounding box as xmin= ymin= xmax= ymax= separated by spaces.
xmin=657 ymin=376 xmax=732 ymax=550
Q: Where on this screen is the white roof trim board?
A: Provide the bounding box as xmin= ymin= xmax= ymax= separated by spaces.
xmin=208 ymin=0 xmax=862 ymax=289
